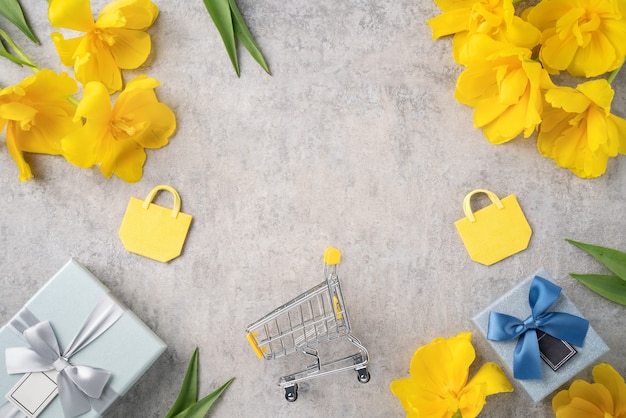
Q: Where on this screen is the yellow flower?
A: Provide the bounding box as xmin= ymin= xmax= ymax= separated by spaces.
xmin=455 ymin=34 xmax=555 ymax=144
xmin=390 ymin=332 xmax=513 ymax=418
xmin=538 ymin=79 xmax=626 ymax=178
xmin=428 ymin=0 xmax=541 ymax=63
xmin=61 ymin=75 xmax=176 ymax=182
xmin=0 ymin=69 xmax=80 ymax=181
xmin=552 ymin=363 xmax=626 ymax=417
xmin=49 ymin=0 xmax=159 ymax=93
xmin=526 ymin=0 xmax=626 ymax=77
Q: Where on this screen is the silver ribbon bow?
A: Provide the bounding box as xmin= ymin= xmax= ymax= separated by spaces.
xmin=4 ymin=295 xmax=124 ymax=418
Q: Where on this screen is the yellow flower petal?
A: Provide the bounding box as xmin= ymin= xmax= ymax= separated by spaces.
xmin=467 ymin=362 xmax=514 ymax=396
xmin=99 ymin=0 xmax=158 ymax=30
xmin=0 ymin=102 xmax=37 ymax=128
xmin=390 ymin=378 xmax=427 ymax=417
xmin=51 ymin=33 xmax=85 ymax=67
xmin=568 ymin=31 xmax=617 ymax=77
xmin=5 ymin=123 xmax=33 ymax=181
xmin=577 ymin=79 xmax=614 ymax=112
xmin=75 ymin=82 xmax=112 ymax=121
xmin=61 ymin=121 xmax=106 ymax=168
xmin=569 ymin=380 xmax=614 ymax=415
xmin=74 ymin=47 xmax=123 ymax=94
xmin=99 ymin=137 xmax=146 ymax=182
xmin=586 ymin=106 xmax=609 ymax=152
xmin=555 ymin=396 xmax=607 ymax=417
xmin=428 ymin=10 xmax=471 ymax=39
xmin=545 ymin=86 xmax=590 ymax=114
xmin=592 ymin=364 xmax=626 ymax=416
xmin=107 ymin=28 xmax=152 ymax=69
xmin=48 ymin=0 xmax=95 ymax=32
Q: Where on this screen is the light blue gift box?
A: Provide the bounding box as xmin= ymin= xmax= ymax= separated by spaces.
xmin=0 ymin=259 xmax=167 ymax=417
xmin=472 ymin=268 xmax=609 ymax=403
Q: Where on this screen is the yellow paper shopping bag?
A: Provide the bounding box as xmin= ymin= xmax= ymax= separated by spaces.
xmin=119 ymin=185 xmax=192 ymax=262
xmin=454 ymin=189 xmax=532 ymax=266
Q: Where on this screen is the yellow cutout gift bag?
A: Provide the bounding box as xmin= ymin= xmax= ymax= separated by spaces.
xmin=119 ymin=185 xmax=192 ymax=262
xmin=454 ymin=189 xmax=532 ymax=266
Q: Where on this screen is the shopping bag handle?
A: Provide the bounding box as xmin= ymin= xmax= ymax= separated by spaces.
xmin=463 ymin=189 xmax=504 ymax=223
xmin=142 ymin=185 xmax=182 ymax=218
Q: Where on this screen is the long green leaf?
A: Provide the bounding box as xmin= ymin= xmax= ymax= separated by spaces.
xmin=228 ymin=0 xmax=270 ymax=74
xmin=171 ymin=377 xmax=235 ymax=418
xmin=202 ymin=0 xmax=239 ymax=76
xmin=0 ymin=37 xmax=23 ymax=65
xmin=569 ymin=273 xmax=626 ymax=305
xmin=566 ymin=239 xmax=626 ymax=281
xmin=0 ymin=0 xmax=38 ymax=43
xmin=164 ymin=348 xmax=200 ymax=418
xmin=0 ymin=28 xmax=33 ymax=66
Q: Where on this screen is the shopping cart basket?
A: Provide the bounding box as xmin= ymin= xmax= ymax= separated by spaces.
xmin=245 ymin=247 xmax=370 ymax=401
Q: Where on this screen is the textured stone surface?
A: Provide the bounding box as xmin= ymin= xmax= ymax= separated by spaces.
xmin=1 ymin=1 xmax=625 ymax=417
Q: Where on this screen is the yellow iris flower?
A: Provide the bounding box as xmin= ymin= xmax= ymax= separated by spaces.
xmin=526 ymin=0 xmax=626 ymax=77
xmin=0 ymin=69 xmax=80 ymax=181
xmin=390 ymin=332 xmax=513 ymax=418
xmin=49 ymin=0 xmax=159 ymax=93
xmin=61 ymin=75 xmax=176 ymax=183
xmin=552 ymin=363 xmax=626 ymax=417
xmin=455 ymin=34 xmax=555 ymax=144
xmin=428 ymin=0 xmax=541 ymax=63
xmin=537 ymin=79 xmax=626 ymax=178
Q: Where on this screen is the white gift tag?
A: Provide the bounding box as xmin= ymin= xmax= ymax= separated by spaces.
xmin=5 ymin=371 xmax=58 ymax=418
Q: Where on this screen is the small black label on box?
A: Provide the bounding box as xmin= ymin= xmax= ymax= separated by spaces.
xmin=537 ymin=330 xmax=577 ymax=371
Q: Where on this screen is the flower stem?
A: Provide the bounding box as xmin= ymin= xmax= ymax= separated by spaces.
xmin=607 ymin=62 xmax=623 ymax=85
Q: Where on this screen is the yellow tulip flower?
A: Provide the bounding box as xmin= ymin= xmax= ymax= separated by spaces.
xmin=428 ymin=0 xmax=541 ymax=63
xmin=552 ymin=363 xmax=626 ymax=417
xmin=526 ymin=0 xmax=626 ymax=77
xmin=61 ymin=75 xmax=176 ymax=183
xmin=49 ymin=0 xmax=159 ymax=93
xmin=455 ymin=34 xmax=555 ymax=144
xmin=0 ymin=69 xmax=80 ymax=181
xmin=390 ymin=332 xmax=513 ymax=418
xmin=538 ymin=79 xmax=626 ymax=178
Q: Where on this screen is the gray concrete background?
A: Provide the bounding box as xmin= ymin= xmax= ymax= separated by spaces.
xmin=1 ymin=1 xmax=625 ymax=417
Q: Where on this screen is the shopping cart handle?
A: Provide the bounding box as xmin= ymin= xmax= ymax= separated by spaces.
xmin=324 ymin=248 xmax=341 ymax=265
xmin=247 ymin=332 xmax=265 ymax=359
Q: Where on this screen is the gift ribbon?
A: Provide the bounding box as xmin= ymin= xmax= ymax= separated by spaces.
xmin=3 ymin=295 xmax=124 ymax=417
xmin=487 ymin=275 xmax=589 ymax=380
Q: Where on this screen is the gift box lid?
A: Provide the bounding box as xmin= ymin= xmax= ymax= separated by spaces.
xmin=472 ymin=268 xmax=609 ymax=403
xmin=0 ymin=259 xmax=167 ymax=417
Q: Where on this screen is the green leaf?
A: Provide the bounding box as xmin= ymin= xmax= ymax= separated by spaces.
xmin=569 ymin=273 xmax=626 ymax=306
xmin=0 ymin=28 xmax=34 ymax=67
xmin=566 ymin=239 xmax=626 ymax=281
xmin=0 ymin=36 xmax=24 ymax=65
xmin=164 ymin=348 xmax=200 ymax=418
xmin=451 ymin=410 xmax=463 ymax=418
xmin=171 ymin=377 xmax=235 ymax=418
xmin=202 ymin=0 xmax=239 ymax=76
xmin=0 ymin=0 xmax=38 ymax=43
xmin=228 ymin=0 xmax=270 ymax=74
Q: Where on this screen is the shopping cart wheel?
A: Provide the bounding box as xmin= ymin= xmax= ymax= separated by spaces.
xmin=357 ymin=368 xmax=370 ymax=383
xmin=285 ymin=384 xmax=298 ymax=402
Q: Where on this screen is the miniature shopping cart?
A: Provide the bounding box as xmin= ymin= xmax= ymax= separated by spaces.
xmin=245 ymin=248 xmax=370 ymax=402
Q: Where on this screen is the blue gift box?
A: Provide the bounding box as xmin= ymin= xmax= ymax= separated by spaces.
xmin=0 ymin=259 xmax=167 ymax=417
xmin=472 ymin=268 xmax=609 ymax=402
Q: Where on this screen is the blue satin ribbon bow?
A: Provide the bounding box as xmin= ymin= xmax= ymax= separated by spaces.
xmin=487 ymin=276 xmax=589 ymax=380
